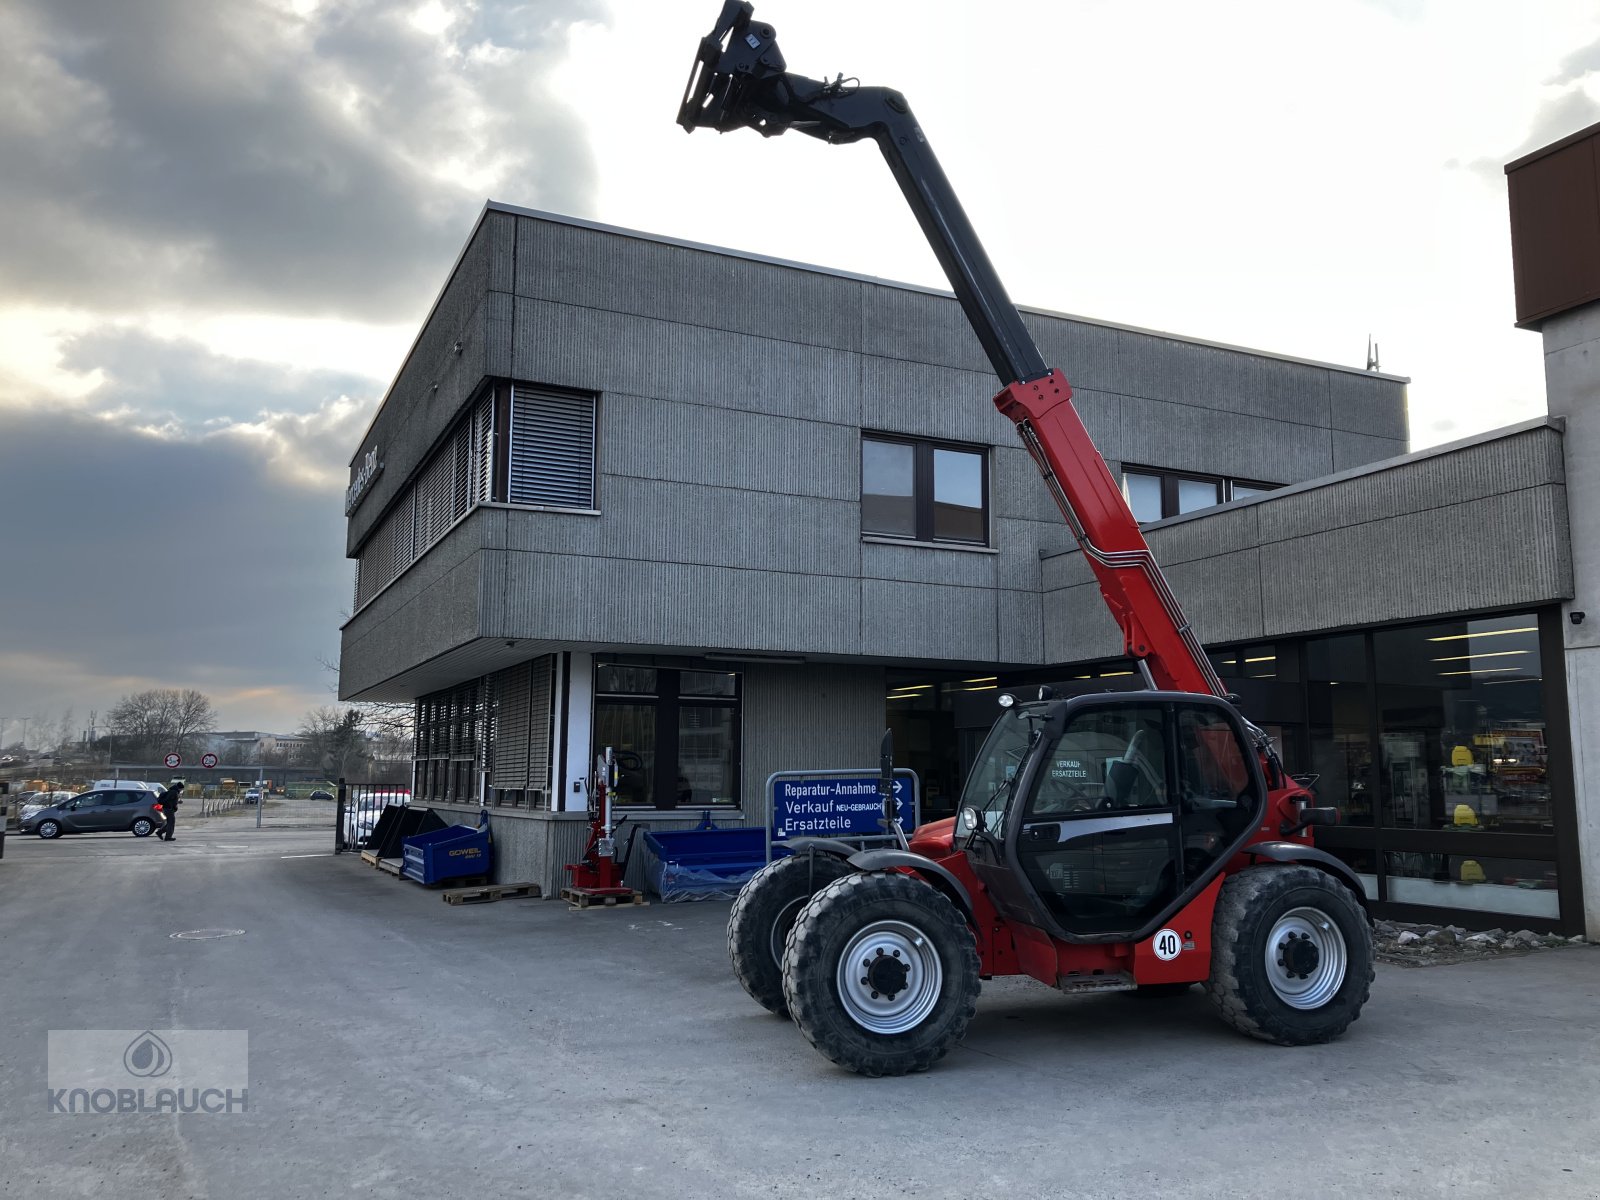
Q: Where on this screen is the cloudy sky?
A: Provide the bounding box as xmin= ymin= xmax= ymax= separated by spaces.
xmin=1 ymin=0 xmax=1597 ymax=746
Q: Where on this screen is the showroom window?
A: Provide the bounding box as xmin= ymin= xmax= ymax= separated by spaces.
xmin=593 ymin=664 xmax=741 ymax=810
xmin=1121 ymin=468 xmax=1278 ymax=523
xmin=862 ymin=435 xmax=988 ymax=545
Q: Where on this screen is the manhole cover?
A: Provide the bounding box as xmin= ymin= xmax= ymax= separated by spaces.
xmin=170 ymin=929 xmax=246 ymax=940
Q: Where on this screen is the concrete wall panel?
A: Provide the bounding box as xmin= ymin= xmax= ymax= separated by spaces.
xmin=1332 ymin=430 xmax=1407 ymax=472
xmin=860 ymin=285 xmax=991 ymax=375
xmin=1330 ymin=370 xmax=1409 ymax=441
xmin=1120 ymin=393 xmax=1334 ymax=484
xmin=861 ymin=579 xmax=996 ymax=661
xmin=511 ymin=298 xmax=861 ymax=427
xmin=485 ymin=550 xmax=863 ymax=656
xmin=602 ymin=392 xmax=858 ymax=502
xmin=498 ymin=482 xmax=859 ymax=578
xmin=514 ymin=217 xmax=864 ymax=354
xmin=1260 ymin=486 xmax=1571 ymax=633
xmin=1117 ymin=330 xmax=1333 ymax=426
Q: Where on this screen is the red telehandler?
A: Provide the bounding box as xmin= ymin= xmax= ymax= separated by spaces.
xmin=679 ymin=2 xmax=1373 ymax=1075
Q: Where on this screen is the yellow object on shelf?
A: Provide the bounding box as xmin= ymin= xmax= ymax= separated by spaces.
xmin=1459 ymin=859 xmax=1486 ymax=884
xmin=1451 ymin=803 xmax=1480 ymax=828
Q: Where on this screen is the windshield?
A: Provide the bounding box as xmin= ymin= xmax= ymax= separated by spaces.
xmin=957 ymin=708 xmax=1043 ymax=838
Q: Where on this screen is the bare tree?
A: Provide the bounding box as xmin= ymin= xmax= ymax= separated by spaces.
xmin=296 ymin=706 xmax=371 ymax=780
xmin=107 ymin=689 xmax=218 ymax=761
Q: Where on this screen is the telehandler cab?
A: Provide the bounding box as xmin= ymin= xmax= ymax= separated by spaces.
xmin=680 ymin=1 xmax=1373 ymax=1076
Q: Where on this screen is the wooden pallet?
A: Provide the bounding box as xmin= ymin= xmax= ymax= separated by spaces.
xmin=374 ymin=857 xmax=403 ymax=877
xmin=359 ymin=850 xmax=381 ymax=867
xmin=561 ymin=886 xmax=648 ymax=910
xmin=441 ymin=881 xmax=539 ymax=906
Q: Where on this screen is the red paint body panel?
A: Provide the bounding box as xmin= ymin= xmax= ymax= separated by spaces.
xmin=1128 ymin=876 xmax=1222 ymax=984
xmin=992 ymin=371 xmax=1224 ymax=697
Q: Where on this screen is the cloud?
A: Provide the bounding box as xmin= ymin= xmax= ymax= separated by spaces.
xmin=0 ymin=408 xmax=355 ymax=732
xmin=0 ymin=0 xmax=606 ymax=322
xmin=1548 ymin=34 xmax=1600 ymax=86
xmin=1459 ymin=88 xmax=1600 ymax=183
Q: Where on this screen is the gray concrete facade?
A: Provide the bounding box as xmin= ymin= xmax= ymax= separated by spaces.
xmin=1041 ymin=418 xmax=1572 ymax=662
xmin=340 ymin=203 xmax=1411 ymax=702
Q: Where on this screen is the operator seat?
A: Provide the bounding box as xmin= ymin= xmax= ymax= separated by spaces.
xmin=1106 ymin=727 xmax=1164 ymax=808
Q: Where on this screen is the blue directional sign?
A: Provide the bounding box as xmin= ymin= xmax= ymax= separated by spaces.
xmin=770 ymin=770 xmax=919 ymax=841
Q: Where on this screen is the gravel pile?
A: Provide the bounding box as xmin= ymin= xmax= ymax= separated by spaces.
xmin=1373 ymin=919 xmax=1586 ymax=967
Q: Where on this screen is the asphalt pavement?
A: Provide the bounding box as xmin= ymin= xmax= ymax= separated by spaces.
xmin=2 ymin=822 xmax=1598 ymax=1200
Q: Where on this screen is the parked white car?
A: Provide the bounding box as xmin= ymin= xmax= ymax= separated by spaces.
xmin=342 ymin=790 xmax=411 ymax=846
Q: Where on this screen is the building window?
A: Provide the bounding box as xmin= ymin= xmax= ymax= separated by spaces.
xmin=413 ymin=682 xmax=482 ymax=806
xmin=594 ymin=664 xmax=741 ymax=809
xmin=862 ymin=435 xmax=988 ymax=545
xmin=508 ymin=384 xmax=596 ymax=509
xmin=1120 ymin=467 xmax=1279 ymax=523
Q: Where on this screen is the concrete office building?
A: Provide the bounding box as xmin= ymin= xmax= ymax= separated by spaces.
xmin=340 ymin=129 xmax=1595 ymax=932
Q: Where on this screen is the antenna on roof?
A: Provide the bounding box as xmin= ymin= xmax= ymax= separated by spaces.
xmin=1365 ymin=335 xmax=1381 ymax=372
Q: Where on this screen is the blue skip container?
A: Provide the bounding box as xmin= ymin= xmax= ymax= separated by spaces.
xmin=401 ymin=824 xmax=492 ymax=885
xmin=643 ymin=825 xmax=767 ymax=901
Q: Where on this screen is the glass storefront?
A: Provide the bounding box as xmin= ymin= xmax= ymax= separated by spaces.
xmin=946 ymin=607 xmax=1576 ymax=931
xmin=1290 ymin=613 xmax=1566 ymax=928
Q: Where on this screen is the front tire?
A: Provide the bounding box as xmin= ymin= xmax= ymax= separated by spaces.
xmin=37 ymin=820 xmax=62 ymax=840
xmin=131 ymin=818 xmax=155 ymax=838
xmin=782 ymin=872 xmax=980 ymax=1076
xmin=728 ymin=852 xmax=853 ymax=1016
xmin=1205 ymin=865 xmax=1373 ymax=1045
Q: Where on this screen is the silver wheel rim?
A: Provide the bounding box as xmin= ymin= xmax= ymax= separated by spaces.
xmin=835 ymin=919 xmax=942 ymax=1034
xmin=1266 ymin=906 xmax=1348 ymax=1010
xmin=134 ymin=821 xmax=151 ymax=835
xmin=40 ymin=822 xmax=58 ymax=838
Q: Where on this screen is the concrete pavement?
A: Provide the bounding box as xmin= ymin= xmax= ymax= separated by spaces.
xmin=2 ymin=823 xmax=1598 ymax=1199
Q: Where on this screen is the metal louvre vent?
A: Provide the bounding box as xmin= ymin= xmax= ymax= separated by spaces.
xmin=490 ymin=663 xmax=531 ymax=790
xmin=414 ymin=445 xmax=453 ymax=551
xmin=451 ymin=420 xmax=472 ymax=519
xmin=526 ymin=655 xmax=553 ymax=801
xmin=509 ymin=386 xmax=596 ymax=509
xmin=354 ymin=493 xmax=414 ymax=609
xmin=474 ymin=391 xmax=495 ymax=503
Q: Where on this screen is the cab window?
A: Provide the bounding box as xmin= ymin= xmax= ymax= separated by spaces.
xmin=1027 ymin=705 xmax=1169 ymax=817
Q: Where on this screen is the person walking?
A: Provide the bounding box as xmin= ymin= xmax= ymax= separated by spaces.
xmin=157 ymin=780 xmax=184 ymax=842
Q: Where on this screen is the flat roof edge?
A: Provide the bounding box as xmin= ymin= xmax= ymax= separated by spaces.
xmin=483 ymin=201 xmax=1409 ymax=383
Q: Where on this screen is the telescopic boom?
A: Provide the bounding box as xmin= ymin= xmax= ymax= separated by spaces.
xmin=680 ymin=2 xmax=1226 ymax=697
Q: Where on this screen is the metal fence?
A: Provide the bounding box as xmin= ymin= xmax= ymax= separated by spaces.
xmin=333 ymin=782 xmax=415 ymax=854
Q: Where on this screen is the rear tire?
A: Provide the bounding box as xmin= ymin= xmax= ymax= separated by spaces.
xmin=1205 ymin=865 xmax=1373 ymax=1046
xmin=728 ymin=852 xmax=853 ymax=1016
xmin=782 ymin=872 xmax=980 ymax=1076
xmin=131 ymin=818 xmax=155 ymax=838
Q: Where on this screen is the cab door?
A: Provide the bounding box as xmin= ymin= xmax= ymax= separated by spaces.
xmin=962 ymin=694 xmax=1265 ymax=942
